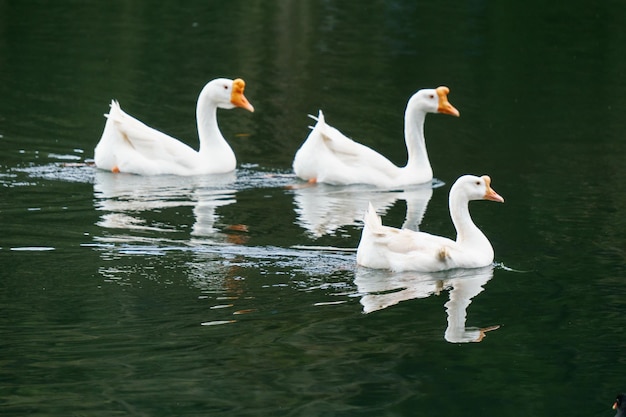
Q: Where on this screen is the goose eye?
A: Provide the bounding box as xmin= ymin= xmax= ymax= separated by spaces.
xmin=475 ymin=181 xmax=481 ymax=186
xmin=223 ymin=85 xmax=229 ymax=90
xmin=429 ymin=94 xmax=435 ymax=99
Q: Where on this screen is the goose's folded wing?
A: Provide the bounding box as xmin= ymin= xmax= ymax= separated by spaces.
xmin=375 ymin=228 xmax=452 ymax=256
xmin=108 ymin=102 xmax=198 ymax=165
xmin=319 ymin=123 xmax=399 ymax=172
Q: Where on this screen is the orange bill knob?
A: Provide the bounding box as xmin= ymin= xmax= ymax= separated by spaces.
xmin=482 ymin=175 xmax=504 ymax=203
xmin=230 ymin=78 xmax=254 ymax=112
xmin=436 ymin=86 xmax=460 ymax=117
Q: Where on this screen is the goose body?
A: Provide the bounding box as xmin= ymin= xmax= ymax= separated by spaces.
xmin=292 ymin=86 xmax=459 ymax=188
xmin=94 ymin=78 xmax=254 ymax=176
xmin=356 ymin=175 xmax=504 ymax=272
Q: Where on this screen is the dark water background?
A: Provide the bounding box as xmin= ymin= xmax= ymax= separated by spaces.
xmin=1 ymin=1 xmax=626 ymax=416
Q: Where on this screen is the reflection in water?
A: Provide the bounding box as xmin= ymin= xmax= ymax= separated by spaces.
xmin=291 ymin=182 xmax=436 ymax=237
xmin=93 ymin=170 xmax=239 ymax=244
xmin=355 ymin=265 xmax=499 ymax=343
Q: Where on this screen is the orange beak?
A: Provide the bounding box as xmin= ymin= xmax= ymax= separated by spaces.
xmin=436 ymin=86 xmax=460 ymax=117
xmin=482 ymin=175 xmax=504 ymax=203
xmin=230 ymin=78 xmax=254 ymax=112
xmin=614 ymin=402 xmax=618 ymax=410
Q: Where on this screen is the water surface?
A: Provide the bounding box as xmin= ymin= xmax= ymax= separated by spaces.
xmin=1 ymin=1 xmax=626 ymax=416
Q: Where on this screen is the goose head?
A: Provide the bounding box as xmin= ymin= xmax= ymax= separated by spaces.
xmin=614 ymin=394 xmax=626 ymax=417
xmin=407 ymin=86 xmax=460 ymax=117
xmin=201 ymin=78 xmax=255 ymax=112
xmin=451 ymin=175 xmax=505 ymax=203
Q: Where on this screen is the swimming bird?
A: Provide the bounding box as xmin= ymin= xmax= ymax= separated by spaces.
xmin=356 ymin=175 xmax=504 ymax=272
xmin=94 ymin=78 xmax=254 ymax=176
xmin=292 ymin=86 xmax=459 ymax=187
xmin=613 ymin=394 xmax=626 ymax=417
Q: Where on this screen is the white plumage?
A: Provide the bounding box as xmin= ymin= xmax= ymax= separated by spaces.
xmin=293 ymin=86 xmax=459 ymax=187
xmin=356 ymin=175 xmax=504 ymax=272
xmin=94 ymin=78 xmax=254 ymax=176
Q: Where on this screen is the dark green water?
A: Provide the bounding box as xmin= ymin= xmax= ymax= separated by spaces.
xmin=1 ymin=1 xmax=626 ymax=416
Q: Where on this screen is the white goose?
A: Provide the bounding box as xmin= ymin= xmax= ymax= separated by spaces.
xmin=356 ymin=175 xmax=504 ymax=272
xmin=94 ymin=78 xmax=254 ymax=176
xmin=292 ymin=86 xmax=459 ymax=187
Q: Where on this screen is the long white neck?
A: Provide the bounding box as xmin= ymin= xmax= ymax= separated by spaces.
xmin=402 ymin=106 xmax=432 ymax=180
xmin=449 ymin=193 xmax=487 ymax=246
xmin=195 ymin=94 xmax=234 ymax=160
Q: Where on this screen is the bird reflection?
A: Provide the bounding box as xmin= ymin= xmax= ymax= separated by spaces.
xmin=354 ymin=265 xmax=499 ymax=343
xmin=290 ymin=182 xmax=435 ymax=237
xmin=93 ymin=170 xmax=243 ymax=244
